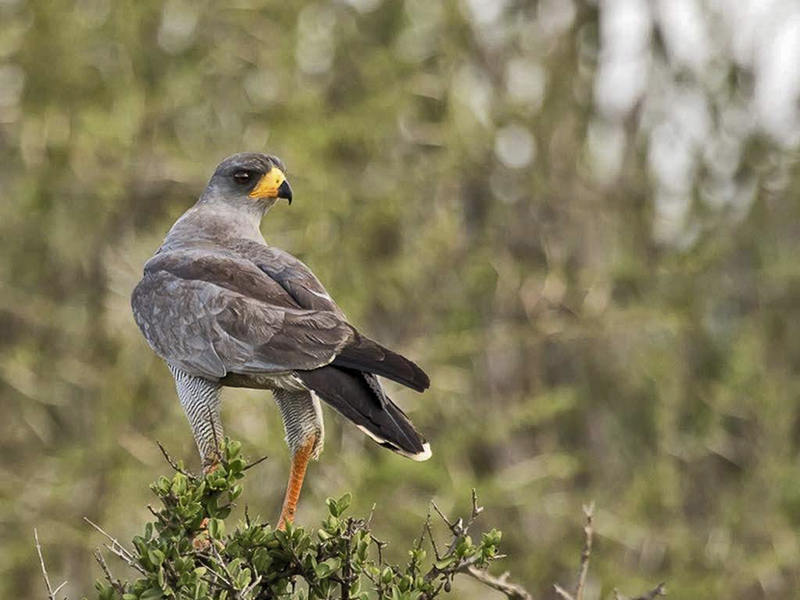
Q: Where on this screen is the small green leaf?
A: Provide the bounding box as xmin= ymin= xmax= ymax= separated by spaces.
xmin=326 ymin=497 xmax=339 ymax=517
xmin=236 ymin=567 xmax=252 ymax=588
xmin=207 ymin=518 xmax=225 ymax=539
xmin=336 ymin=493 xmax=352 ymax=515
xmin=171 ymin=473 xmax=188 ymax=495
xmin=274 ymin=529 xmax=288 ymax=546
xmin=226 ymin=439 xmax=242 ymax=459
xmin=435 ymin=556 xmax=455 ymax=570
xmin=148 ymin=548 xmax=165 ymax=567
xmin=357 ymin=540 xmax=368 ymax=560
xmin=140 ymin=588 xmax=164 ymax=600
xmin=322 ymin=557 xmax=341 ymax=573
xmin=230 ymin=484 xmax=243 ymax=500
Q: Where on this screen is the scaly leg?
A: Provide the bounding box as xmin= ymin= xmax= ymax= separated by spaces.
xmin=273 ymin=389 xmax=324 ymax=529
xmin=277 ymin=434 xmax=317 ymax=530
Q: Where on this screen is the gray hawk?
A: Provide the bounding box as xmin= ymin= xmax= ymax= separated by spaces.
xmin=131 ymin=152 xmax=431 ymax=528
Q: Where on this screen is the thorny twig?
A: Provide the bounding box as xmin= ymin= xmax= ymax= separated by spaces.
xmin=208 ymin=539 xmax=241 ymax=598
xmin=555 ymin=583 xmax=575 ymax=600
xmin=34 ymin=529 xmax=67 ymax=600
xmin=415 ymin=509 xmax=431 ymax=553
xmin=147 ymin=504 xmax=167 ymax=525
xmin=83 ymin=517 xmax=147 ymax=575
xmin=425 ymin=514 xmax=442 ymax=561
xmin=242 ymin=574 xmax=263 ymax=597
xmin=425 ymin=493 xmax=529 ymax=600
xmin=366 ymin=502 xmax=377 ymax=528
xmin=614 ymin=582 xmax=667 ymax=600
xmin=430 ymin=500 xmax=456 ymax=531
xmin=93 ymin=548 xmax=125 ymax=596
xmin=555 ymin=506 xmax=667 ymax=600
xmin=242 ymin=453 xmax=268 ymax=471
xmin=157 ymin=441 xmax=195 ymax=479
xmin=431 ymin=489 xmax=484 ymax=559
xmin=466 ymin=566 xmax=532 ymax=600
xmin=576 ymin=503 xmax=594 ymax=600
xmin=554 ymin=503 xmax=594 ymax=600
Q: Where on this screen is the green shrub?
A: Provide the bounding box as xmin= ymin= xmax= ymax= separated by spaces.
xmin=89 ymin=439 xmax=511 ymax=600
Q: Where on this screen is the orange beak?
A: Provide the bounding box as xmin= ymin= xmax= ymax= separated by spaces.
xmin=248 ymin=168 xmax=293 ymax=204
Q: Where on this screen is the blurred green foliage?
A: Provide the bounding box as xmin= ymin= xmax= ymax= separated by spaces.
xmin=3 ymin=1 xmax=800 ymax=599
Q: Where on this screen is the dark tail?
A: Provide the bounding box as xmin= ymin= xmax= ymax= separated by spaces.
xmin=332 ymin=331 xmax=430 ymax=393
xmin=297 ymin=366 xmax=432 ymax=461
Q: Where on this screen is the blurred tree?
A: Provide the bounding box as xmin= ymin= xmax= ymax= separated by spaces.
xmin=2 ymin=0 xmax=800 ymax=599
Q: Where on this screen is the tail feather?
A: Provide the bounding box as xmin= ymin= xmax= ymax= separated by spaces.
xmin=296 ymin=366 xmax=431 ymax=461
xmin=333 ymin=331 xmax=430 ymax=393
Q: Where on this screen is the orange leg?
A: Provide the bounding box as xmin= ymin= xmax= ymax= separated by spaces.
xmin=277 ymin=436 xmax=317 ymax=530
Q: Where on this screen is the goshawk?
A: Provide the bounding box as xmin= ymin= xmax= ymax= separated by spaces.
xmin=131 ymin=153 xmax=430 ymax=528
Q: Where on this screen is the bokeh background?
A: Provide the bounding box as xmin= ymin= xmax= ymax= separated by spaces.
xmin=3 ymin=0 xmax=800 ymax=598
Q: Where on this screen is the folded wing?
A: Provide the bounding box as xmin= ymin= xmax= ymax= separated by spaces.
xmin=131 ymin=254 xmax=352 ymax=379
xmin=133 ymin=246 xmax=429 ymax=393
xmin=252 ymin=245 xmax=429 ymax=391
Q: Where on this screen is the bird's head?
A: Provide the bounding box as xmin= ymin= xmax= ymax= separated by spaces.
xmin=202 ymin=152 xmax=293 ymax=214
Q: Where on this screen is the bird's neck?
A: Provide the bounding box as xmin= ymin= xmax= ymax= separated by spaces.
xmin=161 ymin=202 xmax=269 ymax=251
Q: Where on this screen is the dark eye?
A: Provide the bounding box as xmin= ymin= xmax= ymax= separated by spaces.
xmin=233 ymin=170 xmax=252 ymax=185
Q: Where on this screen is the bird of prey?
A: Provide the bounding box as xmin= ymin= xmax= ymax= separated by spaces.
xmin=131 ymin=153 xmax=431 ymax=528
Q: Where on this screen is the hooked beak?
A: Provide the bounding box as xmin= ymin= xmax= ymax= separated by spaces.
xmin=277 ymin=179 xmax=293 ymax=205
xmin=249 ymin=167 xmax=293 ymax=204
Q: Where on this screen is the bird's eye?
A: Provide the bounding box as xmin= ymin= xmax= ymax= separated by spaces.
xmin=233 ymin=171 xmax=252 ymax=185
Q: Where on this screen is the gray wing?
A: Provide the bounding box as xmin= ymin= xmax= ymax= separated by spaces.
xmin=131 ymin=251 xmax=353 ymax=380
xmin=241 ymin=243 xmax=347 ymax=318
xmin=244 ymin=244 xmax=430 ymax=392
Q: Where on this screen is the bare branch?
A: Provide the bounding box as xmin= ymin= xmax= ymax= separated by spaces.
xmin=615 ymin=582 xmax=667 ymax=600
xmin=34 ymin=529 xmax=66 ymax=600
xmin=83 ymin=517 xmax=147 ymax=575
xmin=467 ymin=566 xmax=532 ymax=600
xmin=554 ymin=502 xmax=595 ymax=600
xmin=430 ymin=500 xmax=457 ymax=532
xmin=243 ymin=453 xmax=268 ymax=471
xmin=414 ymin=509 xmax=431 ymax=554
xmin=366 ymin=502 xmax=377 ymax=528
xmin=242 ymin=574 xmax=263 ymax=597
xmin=208 ymin=540 xmax=241 ymax=598
xmin=425 ymin=517 xmax=442 ymax=561
xmin=554 ymin=583 xmax=575 ymax=600
xmin=468 ymin=488 xmax=484 ymax=526
xmin=157 ymin=441 xmax=195 ymax=478
xmin=575 ymin=502 xmax=594 ymax=600
xmin=633 ymin=582 xmax=666 ymax=600
xmin=93 ymin=548 xmax=126 ymax=596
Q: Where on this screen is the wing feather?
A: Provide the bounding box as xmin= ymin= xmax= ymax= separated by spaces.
xmin=131 ymin=254 xmax=352 ymax=379
xmin=245 ymin=244 xmax=430 ymax=391
xmin=132 ymin=245 xmax=429 ymax=392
